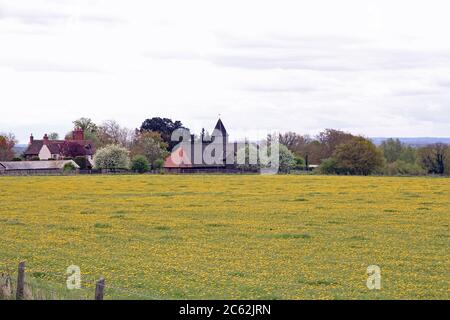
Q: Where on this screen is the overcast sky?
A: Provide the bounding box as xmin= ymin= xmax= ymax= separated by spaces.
xmin=1 ymin=0 xmax=450 ymax=143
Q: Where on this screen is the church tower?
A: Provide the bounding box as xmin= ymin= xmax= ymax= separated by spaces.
xmin=212 ymin=118 xmax=228 ymax=165
xmin=212 ymin=118 xmax=228 ymax=142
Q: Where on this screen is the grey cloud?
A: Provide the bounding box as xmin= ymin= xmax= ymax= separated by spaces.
xmin=210 ymin=54 xmax=362 ymax=71
xmin=436 ymin=80 xmax=450 ymax=88
xmin=393 ymin=89 xmax=440 ymax=97
xmin=388 ymin=103 xmax=450 ymax=124
xmin=210 ymin=49 xmax=450 ymax=72
xmin=147 ymin=34 xmax=450 ymax=72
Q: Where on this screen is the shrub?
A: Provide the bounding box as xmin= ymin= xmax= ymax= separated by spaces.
xmin=318 ymin=158 xmax=340 ymax=174
xmin=63 ymin=162 xmax=76 ymax=173
xmin=30 ymin=156 xmax=40 ymax=161
xmin=293 ymin=156 xmax=305 ymax=169
xmin=385 ymin=160 xmax=426 ymax=176
xmin=153 ymin=158 xmax=165 ymax=171
xmin=131 ymin=155 xmax=149 ymax=173
xmin=12 ymin=157 xmax=22 ymax=162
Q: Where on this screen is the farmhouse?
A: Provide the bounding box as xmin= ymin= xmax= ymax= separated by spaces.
xmin=164 ymin=119 xmax=241 ymax=173
xmin=24 ymin=128 xmax=95 ymax=166
xmin=0 ymin=160 xmax=79 ymax=175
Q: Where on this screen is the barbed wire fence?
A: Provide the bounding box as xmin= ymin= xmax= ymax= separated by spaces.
xmin=0 ymin=261 xmax=165 ymax=300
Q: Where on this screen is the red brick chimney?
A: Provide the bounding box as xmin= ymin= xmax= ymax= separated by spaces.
xmin=43 ymin=133 xmax=49 ymax=145
xmin=29 ymin=134 xmax=34 ymax=144
xmin=72 ymin=128 xmax=84 ymax=141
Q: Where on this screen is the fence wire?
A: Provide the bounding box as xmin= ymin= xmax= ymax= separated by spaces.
xmin=1 ymin=263 xmax=165 ymax=300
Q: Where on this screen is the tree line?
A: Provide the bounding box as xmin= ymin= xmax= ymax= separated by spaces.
xmin=276 ymin=130 xmax=450 ymax=176
xmin=1 ymin=118 xmax=449 ymax=175
xmin=71 ymin=117 xmax=183 ymax=172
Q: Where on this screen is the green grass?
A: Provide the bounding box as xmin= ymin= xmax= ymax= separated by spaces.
xmin=0 ymin=175 xmax=448 ymax=299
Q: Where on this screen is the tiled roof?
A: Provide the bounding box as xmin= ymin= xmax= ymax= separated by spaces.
xmin=164 ymin=146 xmax=192 ymax=168
xmin=24 ymin=140 xmax=96 ymax=156
xmin=24 ymin=140 xmax=44 ymax=155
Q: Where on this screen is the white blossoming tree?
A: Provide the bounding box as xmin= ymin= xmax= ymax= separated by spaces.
xmin=94 ymin=144 xmax=130 ymax=171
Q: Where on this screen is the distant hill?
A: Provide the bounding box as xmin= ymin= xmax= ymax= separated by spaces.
xmin=13 ymin=144 xmax=27 ymax=156
xmin=371 ymin=137 xmax=450 ymax=147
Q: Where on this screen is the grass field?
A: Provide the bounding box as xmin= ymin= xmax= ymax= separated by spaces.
xmin=0 ymin=175 xmax=448 ymax=299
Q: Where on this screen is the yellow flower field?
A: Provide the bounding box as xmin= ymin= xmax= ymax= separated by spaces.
xmin=0 ymin=175 xmax=448 ymax=299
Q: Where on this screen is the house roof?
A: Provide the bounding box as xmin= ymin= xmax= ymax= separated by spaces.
xmin=24 ymin=140 xmax=96 ymax=156
xmin=0 ymin=160 xmax=80 ymax=170
xmin=24 ymin=140 xmax=44 ymax=155
xmin=164 ymin=146 xmax=192 ymax=168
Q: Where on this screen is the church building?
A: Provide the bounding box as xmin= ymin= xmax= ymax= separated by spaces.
xmin=164 ymin=119 xmax=240 ymax=173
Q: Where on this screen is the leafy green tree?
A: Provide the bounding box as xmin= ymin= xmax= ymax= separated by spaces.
xmin=379 ymin=138 xmax=417 ymax=164
xmin=130 ymin=131 xmax=168 ymax=167
xmin=398 ymin=145 xmax=417 ymax=163
xmin=380 ymin=138 xmax=403 ymax=163
xmin=417 ymin=143 xmax=448 ymax=174
xmin=140 ymin=117 xmax=187 ymax=150
xmin=73 ymin=117 xmax=97 ymax=133
xmin=130 ymin=155 xmax=149 ymax=173
xmin=333 ymin=136 xmax=384 ymax=175
xmin=293 ymin=155 xmax=305 ymax=169
xmin=94 ymin=144 xmax=130 ymax=171
xmin=67 ymin=118 xmax=99 ymax=145
xmin=317 ymin=129 xmax=355 ymax=159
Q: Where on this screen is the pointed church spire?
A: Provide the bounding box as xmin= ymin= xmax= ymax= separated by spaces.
xmin=214 ymin=118 xmax=227 ymax=136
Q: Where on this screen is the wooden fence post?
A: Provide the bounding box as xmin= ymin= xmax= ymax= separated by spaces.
xmin=16 ymin=261 xmax=26 ymax=300
xmin=0 ymin=273 xmax=12 ymax=299
xmin=95 ymin=278 xmax=105 ymax=300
